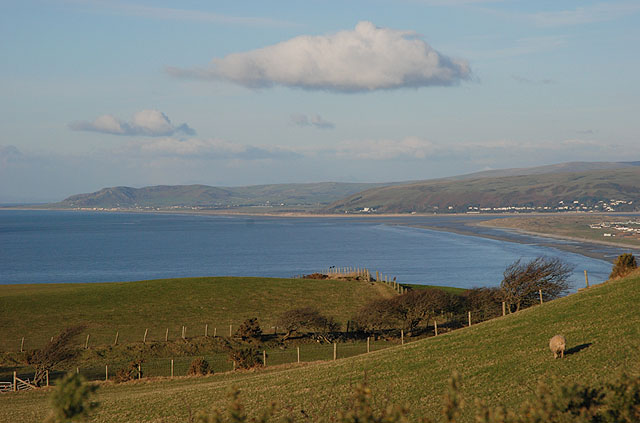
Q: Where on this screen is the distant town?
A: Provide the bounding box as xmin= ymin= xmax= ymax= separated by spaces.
xmin=589 ymin=220 xmax=640 ymax=240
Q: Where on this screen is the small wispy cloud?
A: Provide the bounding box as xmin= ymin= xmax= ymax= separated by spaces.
xmin=290 ymin=114 xmax=335 ymax=129
xmin=528 ymin=2 xmax=640 ymax=27
xmin=169 ymin=21 xmax=471 ymax=93
xmin=67 ymin=0 xmax=296 ymax=28
xmin=0 ymin=145 xmax=23 ymax=165
xmin=69 ymin=110 xmax=196 ymax=137
xmin=511 ymin=74 xmax=556 ymax=85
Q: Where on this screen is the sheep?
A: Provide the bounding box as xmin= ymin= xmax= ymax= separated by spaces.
xmin=549 ymin=335 xmax=566 ymax=359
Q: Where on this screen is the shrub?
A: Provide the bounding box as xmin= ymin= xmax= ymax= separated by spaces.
xmin=463 ymin=287 xmax=503 ymax=321
xmin=227 ymin=347 xmax=263 ymax=370
xmin=188 ymin=357 xmax=211 ymax=376
xmin=277 ymin=307 xmax=339 ymax=340
xmin=609 ymin=253 xmax=638 ymax=279
xmin=500 ymin=257 xmax=572 ymax=313
xmin=114 ymin=359 xmax=144 ymax=383
xmin=235 ymin=318 xmax=263 ymax=344
xmin=45 ymin=373 xmax=98 ymax=423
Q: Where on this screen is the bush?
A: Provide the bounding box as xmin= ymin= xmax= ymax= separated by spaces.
xmin=188 ymin=357 xmax=211 ymax=376
xmin=114 ymin=359 xmax=144 ymax=383
xmin=235 ymin=318 xmax=263 ymax=344
xmin=501 ymin=257 xmax=572 ymax=313
xmin=227 ymin=347 xmax=263 ymax=370
xmin=609 ymin=253 xmax=638 ymax=279
xmin=463 ymin=287 xmax=503 ymax=321
xmin=277 ymin=307 xmax=339 ymax=340
xmin=45 ymin=373 xmax=98 ymax=423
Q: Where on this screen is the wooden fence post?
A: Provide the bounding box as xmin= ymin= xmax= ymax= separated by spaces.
xmin=229 ymin=324 xmax=232 ymax=337
xmin=434 ymin=319 xmax=438 ymax=336
xmin=138 ymin=364 xmax=141 ymax=380
xmin=502 ymin=302 xmax=506 ymax=316
xmin=205 ymin=324 xmax=208 ymax=337
xmin=584 ymin=270 xmax=590 ymax=288
xmin=263 ymin=350 xmax=267 ymax=367
xmin=214 ymin=327 xmax=217 ymax=337
xmin=468 ymin=311 xmax=472 ymax=327
xmin=367 ymin=337 xmax=370 ymax=353
xmin=165 ymin=328 xmax=169 ymax=342
xmin=539 ymin=289 xmax=543 ymax=305
xmin=376 ymin=271 xmax=379 ymax=281
xmin=114 ymin=331 xmax=119 ymax=346
xmin=401 ymin=330 xmax=404 ymax=345
xmin=76 ymin=367 xmax=79 ymax=374
xmin=46 ymin=370 xmax=49 ymax=387
xmin=171 ymin=359 xmax=174 ymax=378
xmin=85 ymin=334 xmax=90 ymax=349
xmin=143 ymin=328 xmax=148 ymax=344
xmin=20 ymin=337 xmax=24 ymax=352
xmin=333 ymin=343 xmax=337 ymax=360
xmin=105 ymin=365 xmax=108 ymax=381
xmin=13 ymin=372 xmax=16 ymax=392
xmin=297 ymin=346 xmax=300 ymax=363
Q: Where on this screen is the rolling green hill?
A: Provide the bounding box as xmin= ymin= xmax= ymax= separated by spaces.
xmin=0 ymin=277 xmax=395 ymax=352
xmin=50 ymin=182 xmax=396 ymax=210
xmin=2 ymin=272 xmax=638 ymax=422
xmin=324 ymin=167 xmax=640 ymax=213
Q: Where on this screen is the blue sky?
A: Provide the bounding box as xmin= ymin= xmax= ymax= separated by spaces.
xmin=1 ymin=0 xmax=639 ymax=202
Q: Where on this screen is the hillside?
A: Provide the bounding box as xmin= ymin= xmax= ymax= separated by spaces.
xmin=51 ymin=182 xmax=395 ymax=210
xmin=324 ymin=167 xmax=640 ymax=213
xmin=2 ymin=272 xmax=639 ymax=422
xmin=0 ymin=276 xmax=395 ymax=352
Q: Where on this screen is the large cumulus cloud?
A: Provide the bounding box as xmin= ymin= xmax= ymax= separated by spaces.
xmin=69 ymin=110 xmax=195 ymax=137
xmin=169 ymin=21 xmax=471 ymax=92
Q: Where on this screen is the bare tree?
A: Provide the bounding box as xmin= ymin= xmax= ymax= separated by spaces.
xmin=276 ymin=307 xmax=338 ymax=341
xmin=501 ymin=257 xmax=572 ymax=313
xmin=26 ymin=325 xmax=86 ymax=387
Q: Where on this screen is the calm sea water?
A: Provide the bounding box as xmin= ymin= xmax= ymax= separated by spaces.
xmin=0 ymin=210 xmax=617 ymax=289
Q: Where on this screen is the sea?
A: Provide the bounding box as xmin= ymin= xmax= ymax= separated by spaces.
xmin=0 ymin=210 xmax=631 ymax=290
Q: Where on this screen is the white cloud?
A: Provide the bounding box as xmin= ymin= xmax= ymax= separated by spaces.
xmin=335 ymin=137 xmax=437 ymax=160
xmin=120 ymin=137 xmax=300 ymax=160
xmin=169 ymin=21 xmax=471 ymax=92
xmin=69 ymin=110 xmax=196 ymax=137
xmin=290 ymin=113 xmax=335 ymax=129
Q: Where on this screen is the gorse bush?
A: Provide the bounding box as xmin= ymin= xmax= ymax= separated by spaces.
xmin=187 ymin=357 xmax=211 ymax=376
xmin=227 ymin=347 xmax=263 ymax=370
xmin=235 ymin=318 xmax=263 ymax=344
xmin=45 ymin=373 xmax=98 ymax=423
xmin=609 ymin=253 xmax=638 ymax=279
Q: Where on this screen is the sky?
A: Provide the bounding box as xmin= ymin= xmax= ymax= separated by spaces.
xmin=1 ymin=0 xmax=639 ymax=202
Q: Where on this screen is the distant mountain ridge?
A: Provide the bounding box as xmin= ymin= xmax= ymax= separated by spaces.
xmin=323 ymin=166 xmax=640 ymax=213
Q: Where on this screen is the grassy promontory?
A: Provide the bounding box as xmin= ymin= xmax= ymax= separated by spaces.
xmin=2 ymin=271 xmax=639 ymax=422
xmin=0 ymin=276 xmax=396 ymax=352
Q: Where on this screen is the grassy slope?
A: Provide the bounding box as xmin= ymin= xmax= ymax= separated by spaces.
xmin=2 ymin=273 xmax=639 ymax=422
xmin=324 ymin=167 xmax=640 ymax=212
xmin=0 ymin=277 xmax=396 ymax=352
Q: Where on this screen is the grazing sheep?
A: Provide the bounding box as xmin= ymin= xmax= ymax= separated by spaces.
xmin=549 ymin=335 xmax=566 ymax=359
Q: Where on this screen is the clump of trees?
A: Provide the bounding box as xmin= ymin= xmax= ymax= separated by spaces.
xmin=500 ymin=257 xmax=572 ymax=313
xmin=276 ymin=307 xmax=338 ymax=342
xmin=25 ymin=325 xmax=86 ymax=387
xmin=463 ymin=287 xmax=503 ymax=321
xmin=355 ymin=288 xmax=460 ymax=335
xmin=609 ymin=253 xmax=637 ymax=279
xmin=234 ymin=318 xmax=263 ymax=344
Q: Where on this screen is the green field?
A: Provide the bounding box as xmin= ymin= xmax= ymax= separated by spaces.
xmin=2 ymin=271 xmax=638 ymax=422
xmin=0 ymin=276 xmax=396 ymax=352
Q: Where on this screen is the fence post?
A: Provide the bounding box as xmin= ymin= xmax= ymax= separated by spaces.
xmin=584 ymin=270 xmax=590 ymax=288
xmin=401 ymin=330 xmax=404 ymax=345
xmin=138 ymin=364 xmax=141 ymax=380
xmin=20 ymin=337 xmax=24 ymax=352
xmin=502 ymin=302 xmax=506 ymax=316
xmin=214 ymin=327 xmax=217 ymax=337
xmin=434 ymin=319 xmax=438 ymax=336
xmin=367 ymin=336 xmax=370 ymax=353
xmin=333 ymin=343 xmax=337 ymax=360
xmin=85 ymin=334 xmax=90 ymax=349
xmin=297 ymin=346 xmax=300 ymax=363
xmin=105 ymin=365 xmax=108 ymax=381
xmin=143 ymin=328 xmax=148 ymax=344
xmin=539 ymin=289 xmax=543 ymax=305
xmin=13 ymin=372 xmax=16 ymax=392
xmin=205 ymin=324 xmax=208 ymax=337
xmin=376 ymin=271 xmax=379 ymax=282
xmin=263 ymin=350 xmax=267 ymax=367
xmin=114 ymin=331 xmax=119 ymax=346
xmin=229 ymin=324 xmax=232 ymax=337
xmin=165 ymin=328 xmax=169 ymax=342
xmin=468 ymin=311 xmax=472 ymax=327
xmin=171 ymin=359 xmax=174 ymax=378
xmin=46 ymin=370 xmax=49 ymax=387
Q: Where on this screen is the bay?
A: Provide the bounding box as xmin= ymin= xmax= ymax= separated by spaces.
xmin=0 ymin=210 xmax=619 ymax=289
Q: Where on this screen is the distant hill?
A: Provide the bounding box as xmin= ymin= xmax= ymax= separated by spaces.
xmin=53 ymin=182 xmax=396 ymax=209
xmin=323 ymin=167 xmax=640 ymax=213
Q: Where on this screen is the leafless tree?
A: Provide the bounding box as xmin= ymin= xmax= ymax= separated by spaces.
xmin=276 ymin=307 xmax=338 ymax=341
xmin=501 ymin=257 xmax=572 ymax=313
xmin=26 ymin=325 xmax=86 ymax=387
